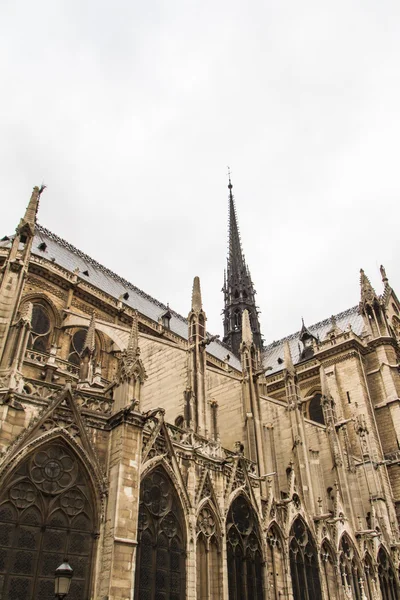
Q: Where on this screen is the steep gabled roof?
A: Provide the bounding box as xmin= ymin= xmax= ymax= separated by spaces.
xmin=0 ymin=225 xmax=241 ymax=370
xmin=263 ymin=306 xmax=365 ymax=375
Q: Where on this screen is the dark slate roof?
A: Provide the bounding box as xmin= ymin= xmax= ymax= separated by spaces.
xmin=263 ymin=306 xmax=365 ymax=375
xmin=0 ymin=225 xmax=241 ymax=370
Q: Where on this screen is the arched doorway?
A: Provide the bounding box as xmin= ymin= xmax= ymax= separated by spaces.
xmin=135 ymin=467 xmax=186 ymax=600
xmin=0 ymin=440 xmax=97 ymax=600
xmin=289 ymin=518 xmax=322 ymax=600
xmin=226 ymin=494 xmax=264 ymax=600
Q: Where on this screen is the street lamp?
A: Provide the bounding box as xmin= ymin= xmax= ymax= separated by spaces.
xmin=54 ymin=559 xmax=73 ymax=599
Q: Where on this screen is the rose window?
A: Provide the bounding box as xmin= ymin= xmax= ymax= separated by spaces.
xmin=30 ymin=446 xmax=77 ymax=494
xmin=142 ymin=471 xmax=171 ymax=516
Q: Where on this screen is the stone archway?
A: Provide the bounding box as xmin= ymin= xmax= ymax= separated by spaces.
xmin=0 ymin=439 xmax=98 ymax=600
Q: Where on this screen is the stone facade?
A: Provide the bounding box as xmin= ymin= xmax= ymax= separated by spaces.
xmin=0 ymin=186 xmax=399 ymax=599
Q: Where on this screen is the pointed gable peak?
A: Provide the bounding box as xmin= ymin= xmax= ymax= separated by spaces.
xmin=299 ymin=317 xmax=315 ymax=343
xmin=241 ymin=309 xmax=253 ymax=344
xmin=359 ymin=268 xmax=377 ymax=306
xmin=191 ymin=276 xmax=203 ymax=312
xmin=82 ymin=312 xmax=96 ymax=356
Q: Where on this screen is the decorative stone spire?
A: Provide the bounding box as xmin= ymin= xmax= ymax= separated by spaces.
xmin=82 ymin=312 xmax=96 ymax=357
xmin=241 ymin=309 xmax=253 ymax=345
xmin=222 ymin=172 xmax=262 ymax=356
xmin=113 ymin=312 xmax=147 ymax=412
xmin=17 ymin=185 xmax=46 ymax=237
xmin=359 ymin=269 xmax=378 ymax=307
xmin=283 ymin=340 xmax=295 ymax=376
xmin=192 ymin=276 xmax=202 ymax=312
xmin=380 ymin=264 xmax=389 ymax=285
xmin=126 ymin=310 xmax=139 ymax=361
xmin=320 ymin=365 xmax=331 ymax=398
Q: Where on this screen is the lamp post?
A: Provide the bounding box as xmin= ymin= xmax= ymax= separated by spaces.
xmin=54 ymin=559 xmax=73 ymax=599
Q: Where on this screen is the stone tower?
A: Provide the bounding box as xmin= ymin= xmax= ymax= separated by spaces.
xmin=222 ymin=174 xmax=262 ymax=355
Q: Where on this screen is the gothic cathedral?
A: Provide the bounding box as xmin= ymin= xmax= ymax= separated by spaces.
xmin=0 ymin=183 xmax=399 ymax=599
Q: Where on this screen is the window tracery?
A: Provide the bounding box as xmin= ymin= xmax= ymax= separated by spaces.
xmin=28 ymin=303 xmax=52 ymax=353
xmin=320 ymin=541 xmax=337 ymax=599
xmin=196 ymin=505 xmax=220 ymax=600
xmin=0 ymin=441 xmax=96 ymax=600
xmin=135 ymin=468 xmax=186 ymax=600
xmin=339 ymin=535 xmax=362 ymax=600
xmin=378 ymin=547 xmax=399 ymax=600
xmin=226 ymin=495 xmax=263 ymax=600
xmin=267 ymin=525 xmax=285 ymax=600
xmin=68 ymin=328 xmax=99 ymax=365
xmin=289 ymin=518 xmax=322 ymax=600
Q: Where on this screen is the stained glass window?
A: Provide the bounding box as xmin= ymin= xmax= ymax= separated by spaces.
xmin=0 ymin=442 xmax=96 ymax=600
xmin=289 ymin=519 xmax=322 ymax=600
xmin=378 ymin=547 xmax=399 ymax=600
xmin=28 ymin=304 xmax=51 ymax=353
xmin=135 ymin=468 xmax=186 ymax=600
xmin=226 ymin=495 xmax=263 ymax=600
xmin=196 ymin=505 xmax=220 ymax=600
xmin=339 ymin=535 xmax=362 ymax=600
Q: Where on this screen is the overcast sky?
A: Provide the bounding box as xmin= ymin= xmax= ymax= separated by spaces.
xmin=1 ymin=1 xmax=400 ymax=344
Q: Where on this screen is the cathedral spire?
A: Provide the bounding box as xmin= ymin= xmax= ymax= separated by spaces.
xmin=222 ymin=172 xmax=262 ymax=356
xmin=228 ymin=173 xmax=246 ymax=275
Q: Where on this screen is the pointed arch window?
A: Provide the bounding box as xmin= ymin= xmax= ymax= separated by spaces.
xmin=364 ymin=552 xmax=377 ymax=600
xmin=226 ymin=495 xmax=263 ymax=600
xmin=321 ymin=541 xmax=337 ymax=600
xmin=0 ymin=441 xmax=96 ymax=600
xmin=378 ymin=547 xmax=399 ymax=600
xmin=339 ymin=535 xmax=362 ymax=600
xmin=28 ymin=303 xmax=52 ymax=353
xmin=307 ymin=393 xmax=325 ymax=425
xmin=289 ymin=518 xmax=322 ymax=600
xmin=233 ymin=310 xmax=241 ymax=331
xmin=135 ymin=468 xmax=186 ymax=600
xmin=267 ymin=525 xmax=285 ymax=600
xmin=196 ymin=505 xmax=220 ymax=600
xmin=68 ymin=328 xmax=99 ymax=366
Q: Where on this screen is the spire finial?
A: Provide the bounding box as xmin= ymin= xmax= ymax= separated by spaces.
xmin=192 ymin=276 xmax=202 ymax=312
xmin=380 ymin=265 xmax=389 ymax=285
xmin=241 ymin=309 xmax=253 ymax=344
